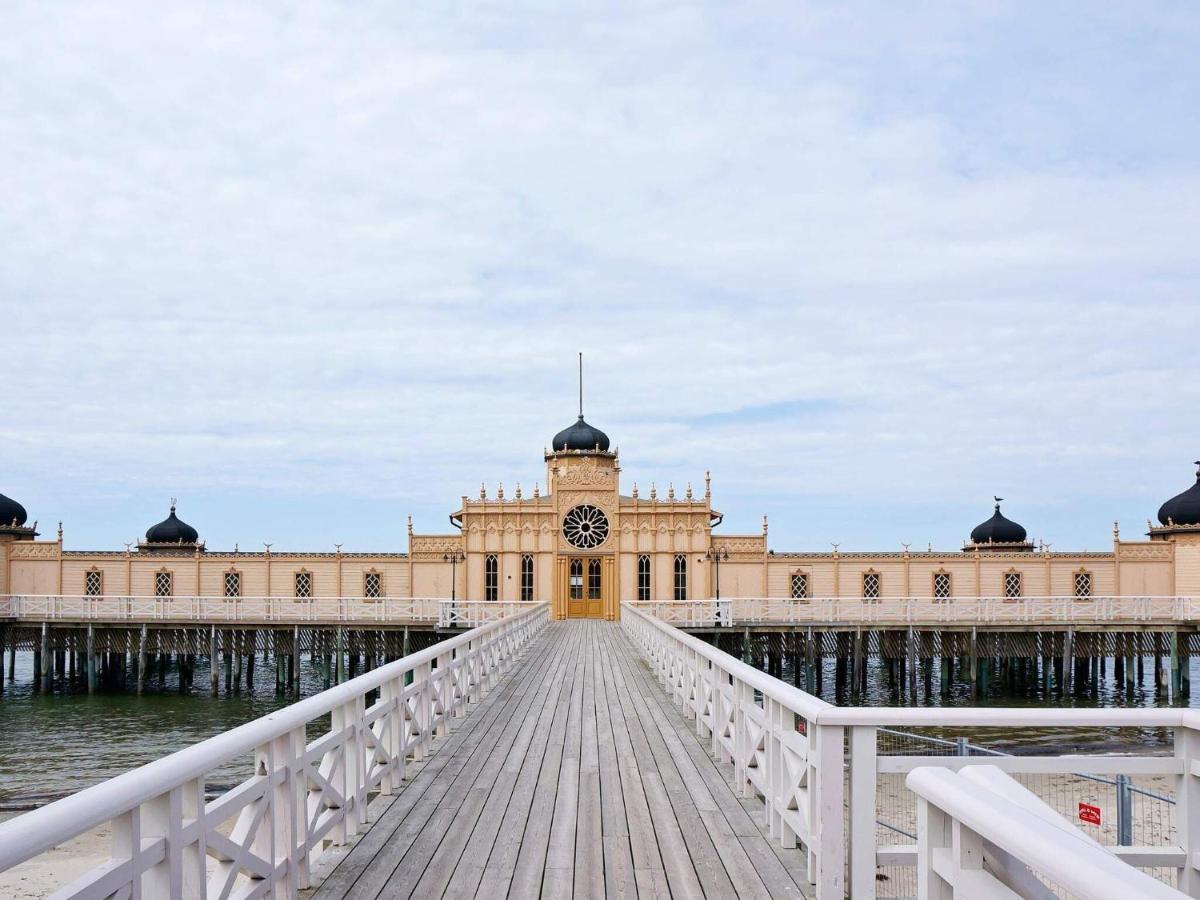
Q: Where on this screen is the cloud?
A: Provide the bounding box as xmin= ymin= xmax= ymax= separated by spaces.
xmin=0 ymin=1 xmax=1198 ymax=552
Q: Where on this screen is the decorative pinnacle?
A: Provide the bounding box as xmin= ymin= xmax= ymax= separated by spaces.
xmin=668 ymin=482 xmax=675 ymax=500
xmin=685 ymin=482 xmax=693 ymax=500
xmin=533 ymin=482 xmax=541 ymax=498
xmin=704 ymin=470 xmax=711 ymax=498
xmin=479 ymin=481 xmax=486 ymax=500
xmin=515 ymin=482 xmax=522 ymax=499
xmin=497 ymin=482 xmax=505 ymax=500
xmin=631 ymin=482 xmax=639 ymax=499
xmin=650 ymin=482 xmax=657 ymax=500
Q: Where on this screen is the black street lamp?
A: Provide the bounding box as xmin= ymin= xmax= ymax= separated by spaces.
xmin=705 ymin=547 xmax=729 ymax=600
xmin=443 ymin=549 xmax=466 ymax=603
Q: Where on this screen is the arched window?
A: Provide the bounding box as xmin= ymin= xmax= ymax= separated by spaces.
xmin=84 ymin=568 xmax=103 ymax=597
xmin=485 ymin=554 xmax=499 ymax=602
xmin=569 ymin=558 xmax=584 ymax=599
xmin=1004 ymin=570 xmax=1023 ymax=599
xmin=364 ymin=570 xmax=382 ymax=599
xmin=673 ymin=554 xmax=687 ymax=601
xmin=155 ymin=569 xmax=174 ymax=598
xmin=520 ymin=554 xmax=534 ymax=601
xmin=294 ymin=570 xmax=312 ymax=598
xmin=932 ymin=570 xmax=952 ymax=601
xmin=862 ymin=570 xmax=880 ymax=601
xmin=637 ymin=554 xmax=651 ymax=601
xmin=1073 ymin=569 xmax=1092 ymax=599
xmin=224 ymin=570 xmax=242 ymax=598
xmin=790 ymin=571 xmax=809 ymax=601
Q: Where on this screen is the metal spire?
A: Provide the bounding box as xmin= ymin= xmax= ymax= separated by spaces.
xmin=578 ymin=351 xmax=584 ymax=419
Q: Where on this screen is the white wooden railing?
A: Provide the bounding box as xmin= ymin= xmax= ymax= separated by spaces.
xmin=0 ymin=595 xmax=441 ymax=623
xmin=0 ymin=602 xmax=548 ymax=898
xmin=730 ymin=595 xmax=1200 ymax=624
xmin=437 ymin=599 xmax=547 ymax=628
xmin=621 ymin=602 xmax=1200 ymax=899
xmin=908 ymin=766 xmax=1183 ymax=898
xmin=625 ymin=599 xmax=732 ymax=627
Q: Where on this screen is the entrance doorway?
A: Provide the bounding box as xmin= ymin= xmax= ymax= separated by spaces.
xmin=566 ymin=557 xmax=604 ymax=618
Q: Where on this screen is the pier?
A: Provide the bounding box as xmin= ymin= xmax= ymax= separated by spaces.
xmin=1 ymin=600 xmax=1199 ymax=897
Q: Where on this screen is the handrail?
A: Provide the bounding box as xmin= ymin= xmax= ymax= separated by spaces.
xmin=907 ymin=767 xmax=1183 ymax=898
xmin=0 ymin=594 xmax=444 ymax=622
xmin=0 ymin=602 xmax=549 ymax=895
xmin=620 ymin=600 xmax=1200 ymax=898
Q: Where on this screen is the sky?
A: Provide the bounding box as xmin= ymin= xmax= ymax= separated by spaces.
xmin=1 ymin=2 xmax=1198 ymax=554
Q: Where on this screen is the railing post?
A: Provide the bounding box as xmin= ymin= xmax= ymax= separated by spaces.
xmin=849 ymin=725 xmax=878 ymax=899
xmin=1177 ymin=723 xmax=1200 ymax=896
xmin=811 ymin=720 xmax=845 ymax=898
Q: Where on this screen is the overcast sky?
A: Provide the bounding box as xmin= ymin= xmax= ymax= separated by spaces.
xmin=2 ymin=2 xmax=1198 ymax=553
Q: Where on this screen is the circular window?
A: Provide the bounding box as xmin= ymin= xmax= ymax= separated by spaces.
xmin=562 ymin=504 xmax=610 ymax=549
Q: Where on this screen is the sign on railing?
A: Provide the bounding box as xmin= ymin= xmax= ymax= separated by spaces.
xmin=0 ymin=603 xmax=549 ymax=898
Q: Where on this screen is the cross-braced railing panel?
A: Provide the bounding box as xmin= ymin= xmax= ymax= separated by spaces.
xmin=0 ymin=603 xmax=548 ymax=899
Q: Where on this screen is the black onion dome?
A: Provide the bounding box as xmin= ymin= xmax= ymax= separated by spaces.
xmin=552 ymin=415 xmax=610 ymax=452
xmin=145 ymin=504 xmax=199 ymax=544
xmin=970 ymin=499 xmax=1027 ymax=545
xmin=0 ymin=492 xmax=27 ymax=528
xmin=1158 ymin=462 xmax=1200 ymax=526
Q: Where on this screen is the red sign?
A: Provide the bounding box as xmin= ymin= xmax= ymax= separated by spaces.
xmin=1079 ymin=802 xmax=1102 ymax=826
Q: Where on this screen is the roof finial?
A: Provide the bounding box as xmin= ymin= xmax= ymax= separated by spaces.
xmin=170 ymin=497 xmax=177 ymax=513
xmin=1194 ymin=460 xmax=1200 ymax=478
xmin=578 ymin=351 xmax=585 ymax=419
xmin=994 ymin=495 xmax=1003 ymax=511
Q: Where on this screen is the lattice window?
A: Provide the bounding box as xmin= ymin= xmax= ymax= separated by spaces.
xmin=637 ymin=555 xmax=651 ymax=602
xmin=569 ymin=558 xmax=584 ymax=600
xmin=84 ymin=569 xmax=103 ymax=597
xmin=520 ymin=554 xmax=534 ymax=602
xmin=933 ymin=571 xmax=952 ymax=601
xmin=790 ymin=572 xmax=809 ymax=601
xmin=364 ymin=571 xmax=382 ymax=599
xmin=862 ymin=571 xmax=880 ymax=600
xmin=224 ymin=571 xmax=241 ymax=598
xmin=1004 ymin=571 xmax=1022 ymax=599
xmin=673 ymin=554 xmax=687 ymax=601
xmin=485 ymin=554 xmax=498 ymax=602
xmin=155 ymin=570 xmax=173 ymax=597
xmin=1074 ymin=570 xmax=1092 ymax=599
xmin=294 ymin=571 xmax=312 ymax=599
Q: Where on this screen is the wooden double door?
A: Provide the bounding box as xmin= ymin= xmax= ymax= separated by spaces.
xmin=565 ymin=556 xmax=605 ymax=618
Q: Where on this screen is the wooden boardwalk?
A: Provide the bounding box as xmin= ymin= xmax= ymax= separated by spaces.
xmin=311 ymin=620 xmax=810 ymax=899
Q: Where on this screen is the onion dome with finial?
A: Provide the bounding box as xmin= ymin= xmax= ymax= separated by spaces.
xmin=966 ymin=497 xmax=1032 ymax=551
xmin=0 ymin=491 xmax=28 ymax=530
xmin=1157 ymin=461 xmax=1200 ymax=528
xmin=551 ymin=415 xmax=611 ymax=452
xmin=144 ymin=501 xmax=200 ymax=546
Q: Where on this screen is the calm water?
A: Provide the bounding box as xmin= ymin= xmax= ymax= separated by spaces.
xmin=0 ymin=650 xmax=1193 ymax=807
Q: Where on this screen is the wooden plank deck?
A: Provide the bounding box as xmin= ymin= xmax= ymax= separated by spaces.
xmin=311 ymin=621 xmax=809 ymax=899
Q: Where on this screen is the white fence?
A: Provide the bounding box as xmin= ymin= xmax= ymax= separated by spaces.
xmin=624 ymin=599 xmax=732 ymax=627
xmin=437 ymin=600 xmax=547 ymax=628
xmin=0 ymin=595 xmax=441 ymax=623
xmin=908 ymin=765 xmax=1183 ymax=899
xmin=0 ymin=602 xmax=548 ymax=898
xmin=620 ymin=602 xmax=1200 ymax=899
xmin=731 ymin=595 xmax=1200 ymax=624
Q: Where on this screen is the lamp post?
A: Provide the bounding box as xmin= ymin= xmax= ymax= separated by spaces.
xmin=443 ymin=549 xmax=466 ymax=604
xmin=706 ymin=546 xmax=729 ymax=600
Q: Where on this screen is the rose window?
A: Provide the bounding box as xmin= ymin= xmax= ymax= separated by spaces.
xmin=562 ymin=504 xmax=610 ymax=549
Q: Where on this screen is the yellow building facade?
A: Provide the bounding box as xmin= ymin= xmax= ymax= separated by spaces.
xmin=5 ymin=415 xmax=1200 ymax=619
